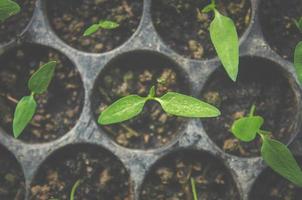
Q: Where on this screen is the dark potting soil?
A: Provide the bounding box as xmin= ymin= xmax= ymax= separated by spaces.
xmin=0 ymin=145 xmax=25 ymax=200
xmin=201 ymin=57 xmax=299 ymax=157
xmin=0 ymin=44 xmax=84 ymax=143
xmin=249 ymin=157 xmax=302 ymax=200
xmin=30 ymin=145 xmax=131 ymax=200
xmin=92 ymin=52 xmax=190 ymax=149
xmin=260 ymin=0 xmax=302 ymax=61
xmin=46 ymin=0 xmax=143 ymax=53
xmin=0 ymin=0 xmax=36 ymax=44
xmin=140 ymin=150 xmax=239 ymax=200
xmin=151 ymin=0 xmax=251 ymax=60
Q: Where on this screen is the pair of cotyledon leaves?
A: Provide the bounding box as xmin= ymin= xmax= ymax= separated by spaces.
xmin=13 ymin=61 xmax=56 ymax=138
xmin=83 ymin=20 xmax=119 ymax=36
xmin=231 ymin=106 xmax=302 ymax=187
xmin=0 ymin=0 xmax=20 ymax=22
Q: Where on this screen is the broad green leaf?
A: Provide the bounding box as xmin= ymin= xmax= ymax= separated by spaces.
xmin=156 ymin=92 xmax=220 ymax=118
xmin=99 ymin=20 xmax=119 ymax=29
xmin=210 ymin=9 xmax=239 ymax=81
xmin=83 ymin=24 xmax=99 ymax=36
xmin=294 ymin=41 xmax=302 ymax=85
xmin=28 ymin=61 xmax=56 ymax=94
xmin=261 ymin=137 xmax=302 ymax=187
xmin=13 ymin=95 xmax=37 ymax=138
xmin=231 ymin=116 xmax=263 ymax=142
xmin=0 ymin=0 xmax=20 ymax=22
xmin=98 ymin=95 xmax=147 ymax=125
xmin=70 ymin=180 xmax=81 ymax=200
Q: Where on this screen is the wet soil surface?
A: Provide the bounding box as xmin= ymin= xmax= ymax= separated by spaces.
xmin=152 ymin=0 xmax=251 ymax=60
xmin=260 ymin=0 xmax=302 ymax=61
xmin=201 ymin=57 xmax=299 ymax=157
xmin=46 ymin=0 xmax=143 ymax=53
xmin=92 ymin=51 xmax=190 ymax=149
xmin=0 ymin=0 xmax=36 ymax=44
xmin=0 ymin=44 xmax=84 ymax=143
xmin=30 ymin=144 xmax=131 ymax=200
xmin=140 ymin=150 xmax=240 ymax=200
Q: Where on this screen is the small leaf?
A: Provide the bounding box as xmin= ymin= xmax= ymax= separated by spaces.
xmin=261 ymin=137 xmax=302 ymax=187
xmin=83 ymin=24 xmax=100 ymax=36
xmin=28 ymin=61 xmax=56 ymax=94
xmin=0 ymin=0 xmax=20 ymax=22
xmin=156 ymin=92 xmax=220 ymax=118
xmin=13 ymin=96 xmax=37 ymax=138
xmin=99 ymin=20 xmax=119 ymax=29
xmin=98 ymin=95 xmax=147 ymax=125
xmin=294 ymin=41 xmax=302 ymax=85
xmin=231 ymin=116 xmax=263 ymax=142
xmin=210 ymin=9 xmax=239 ymax=81
xmin=294 ymin=17 xmax=302 ymax=32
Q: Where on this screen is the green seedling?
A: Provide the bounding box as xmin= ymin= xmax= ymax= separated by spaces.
xmin=12 ymin=61 xmax=56 ymax=138
xmin=190 ymin=178 xmax=198 ymax=200
xmin=98 ymin=86 xmax=220 ymax=125
xmin=231 ymin=105 xmax=302 ymax=187
xmin=294 ymin=17 xmax=302 ymax=85
xmin=50 ymin=179 xmax=82 ymax=200
xmin=0 ymin=0 xmax=20 ymax=22
xmin=83 ymin=20 xmax=119 ymax=36
xmin=202 ymin=0 xmax=239 ymax=82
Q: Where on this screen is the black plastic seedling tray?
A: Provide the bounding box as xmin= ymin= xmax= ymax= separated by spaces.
xmin=1 ymin=0 xmax=302 ymax=199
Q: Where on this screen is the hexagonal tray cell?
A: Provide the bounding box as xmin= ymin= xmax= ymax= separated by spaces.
xmin=260 ymin=0 xmax=302 ymax=60
xmin=0 ymin=145 xmax=25 ymax=200
xmin=0 ymin=0 xmax=36 ymax=45
xmin=140 ymin=149 xmax=240 ymax=200
xmin=46 ymin=0 xmax=143 ymax=53
xmin=201 ymin=56 xmax=301 ymax=157
xmin=92 ymin=50 xmax=190 ymax=149
xmin=249 ymin=156 xmax=302 ymax=200
xmin=151 ymin=0 xmax=252 ymax=60
xmin=29 ymin=144 xmax=132 ymax=200
xmin=0 ymin=44 xmax=84 ymax=143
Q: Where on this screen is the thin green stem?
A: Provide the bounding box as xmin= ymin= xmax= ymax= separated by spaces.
xmin=190 ymin=178 xmax=198 ymax=200
xmin=249 ymin=104 xmax=256 ymax=117
xmin=70 ymin=179 xmax=81 ymax=200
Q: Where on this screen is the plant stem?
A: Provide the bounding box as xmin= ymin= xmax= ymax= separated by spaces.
xmin=191 ymin=177 xmax=198 ymax=200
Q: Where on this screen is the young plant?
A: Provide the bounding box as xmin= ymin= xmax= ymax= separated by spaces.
xmin=12 ymin=61 xmax=56 ymax=138
xmin=190 ymin=177 xmax=198 ymax=200
xmin=202 ymin=0 xmax=239 ymax=82
xmin=231 ymin=105 xmax=302 ymax=186
xmin=0 ymin=0 xmax=20 ymax=22
xmin=50 ymin=179 xmax=82 ymax=200
xmin=98 ymin=86 xmax=220 ymax=125
xmin=294 ymin=17 xmax=302 ymax=84
xmin=83 ymin=20 xmax=119 ymax=36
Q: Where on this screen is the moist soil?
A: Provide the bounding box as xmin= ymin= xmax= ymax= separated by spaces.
xmin=151 ymin=0 xmax=251 ymax=60
xmin=30 ymin=145 xmax=131 ymax=200
xmin=260 ymin=0 xmax=302 ymax=60
xmin=0 ymin=44 xmax=84 ymax=143
xmin=140 ymin=150 xmax=239 ymax=200
xmin=0 ymin=0 xmax=36 ymax=44
xmin=249 ymin=157 xmax=302 ymax=200
xmin=46 ymin=0 xmax=143 ymax=53
xmin=201 ymin=58 xmax=299 ymax=157
xmin=92 ymin=53 xmax=189 ymax=149
xmin=0 ymin=146 xmax=25 ymax=200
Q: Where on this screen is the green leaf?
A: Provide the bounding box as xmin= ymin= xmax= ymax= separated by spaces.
xmin=156 ymin=92 xmax=220 ymax=118
xmin=294 ymin=41 xmax=302 ymax=85
xmin=231 ymin=116 xmax=263 ymax=142
xmin=202 ymin=0 xmax=216 ymax=13
xmin=261 ymin=137 xmax=302 ymax=187
xmin=0 ymin=0 xmax=20 ymax=22
xmin=99 ymin=20 xmax=119 ymax=29
xmin=70 ymin=180 xmax=81 ymax=200
xmin=98 ymin=95 xmax=147 ymax=125
xmin=28 ymin=61 xmax=56 ymax=94
xmin=13 ymin=95 xmax=37 ymax=138
xmin=83 ymin=24 xmax=100 ymax=36
xmin=294 ymin=17 xmax=302 ymax=32
xmin=210 ymin=9 xmax=239 ymax=81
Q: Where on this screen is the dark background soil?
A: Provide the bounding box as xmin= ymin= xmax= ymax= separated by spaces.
xmin=46 ymin=0 xmax=143 ymax=53
xmin=0 ymin=44 xmax=84 ymax=143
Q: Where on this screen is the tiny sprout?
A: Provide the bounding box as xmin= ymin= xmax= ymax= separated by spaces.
xmin=294 ymin=17 xmax=302 ymax=85
xmin=98 ymin=86 xmax=220 ymax=125
xmin=12 ymin=61 xmax=56 ymax=138
xmin=202 ymin=0 xmax=239 ymax=82
xmin=0 ymin=0 xmax=20 ymax=22
xmin=231 ymin=105 xmax=302 ymax=187
xmin=50 ymin=179 xmax=81 ymax=200
xmin=83 ymin=20 xmax=119 ymax=36
xmin=294 ymin=17 xmax=302 ymax=32
xmin=190 ymin=177 xmax=198 ymax=200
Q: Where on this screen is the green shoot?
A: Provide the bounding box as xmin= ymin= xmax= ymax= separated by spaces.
xmin=83 ymin=20 xmax=119 ymax=36
xmin=70 ymin=179 xmax=81 ymax=200
xmin=294 ymin=18 xmax=302 ymax=85
xmin=294 ymin=17 xmax=302 ymax=33
xmin=13 ymin=61 xmax=56 ymax=138
xmin=0 ymin=0 xmax=20 ymax=22
xmin=231 ymin=105 xmax=302 ymax=187
xmin=190 ymin=177 xmax=198 ymax=200
xmin=98 ymin=86 xmax=220 ymax=125
xmin=202 ymin=0 xmax=239 ymax=82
